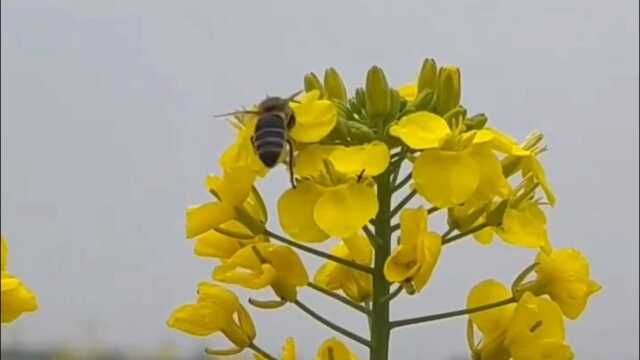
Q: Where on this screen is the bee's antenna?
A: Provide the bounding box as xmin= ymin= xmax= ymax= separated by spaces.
xmin=286 ymin=90 xmax=303 ymax=102
xmin=213 ymin=110 xmax=261 ymax=118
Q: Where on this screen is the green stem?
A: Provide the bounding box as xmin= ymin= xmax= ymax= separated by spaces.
xmin=390 ymin=189 xmax=417 ymax=218
xmin=294 ymin=300 xmax=371 ymax=348
xmin=247 ymin=343 xmax=277 ymax=360
xmin=391 ymin=172 xmax=412 ymax=192
xmin=307 ymin=282 xmax=372 ymax=316
xmin=266 ymin=229 xmax=373 ymax=274
xmin=380 ymin=285 xmax=403 ymax=304
xmin=441 ymin=223 xmax=490 ymax=246
xmin=389 ymin=297 xmax=516 ymax=329
xmin=371 ymin=168 xmax=392 ymax=360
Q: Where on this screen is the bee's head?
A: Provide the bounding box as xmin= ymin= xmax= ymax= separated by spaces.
xmin=257 ymin=90 xmax=302 ymax=113
xmin=257 ymin=96 xmax=290 ymax=113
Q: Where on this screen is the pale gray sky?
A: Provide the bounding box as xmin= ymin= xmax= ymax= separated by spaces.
xmin=1 ymin=1 xmax=638 ymax=359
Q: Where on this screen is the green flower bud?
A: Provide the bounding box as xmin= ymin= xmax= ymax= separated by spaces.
xmin=436 ymin=66 xmax=461 ymax=115
xmin=464 ymin=113 xmax=489 ymax=130
xmin=304 ymin=72 xmax=324 ymax=96
xmin=345 ymin=120 xmax=376 ymax=142
xmin=365 ymin=66 xmax=391 ymax=118
xmin=417 ymin=58 xmax=438 ymax=93
xmin=324 ymin=67 xmax=348 ymax=102
xmin=443 ymin=106 xmax=467 ymax=123
xmin=412 ymin=89 xmax=435 ymax=112
xmin=354 ymin=87 xmax=367 ymax=110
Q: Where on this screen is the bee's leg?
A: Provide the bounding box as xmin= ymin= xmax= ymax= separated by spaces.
xmin=286 ymin=139 xmax=296 ymax=188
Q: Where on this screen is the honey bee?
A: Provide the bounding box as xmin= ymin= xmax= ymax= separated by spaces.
xmin=216 ymin=91 xmax=302 ymax=188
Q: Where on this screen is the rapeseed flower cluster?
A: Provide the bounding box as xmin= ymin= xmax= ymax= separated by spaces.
xmin=169 ymin=59 xmax=600 ymax=359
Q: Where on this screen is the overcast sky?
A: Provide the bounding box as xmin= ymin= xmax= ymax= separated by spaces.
xmin=1 ymin=1 xmax=638 ymax=359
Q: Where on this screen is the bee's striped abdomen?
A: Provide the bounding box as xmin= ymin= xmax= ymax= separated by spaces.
xmin=254 ymin=113 xmax=287 ymax=168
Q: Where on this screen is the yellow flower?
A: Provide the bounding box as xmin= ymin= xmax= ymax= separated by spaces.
xmin=384 ymin=208 xmax=441 ymax=293
xmin=1 ymin=237 xmax=38 ymax=324
xmin=213 ymin=243 xmax=309 ymax=301
xmin=289 ymin=90 xmax=337 ymax=143
xmin=278 ymin=142 xmax=388 ymax=241
xmin=390 ymin=112 xmax=514 ymax=208
xmin=255 ymin=337 xmax=297 ymax=360
xmin=186 ymin=166 xmax=263 ymax=239
xmin=398 ymin=83 xmax=418 ymax=101
xmin=167 ymin=283 xmax=255 ymax=352
xmin=467 ymin=280 xmax=573 ymax=360
xmin=316 ymin=338 xmax=360 ymax=360
xmin=220 ymin=114 xmax=269 ymax=176
xmin=495 ymin=199 xmax=551 ymax=252
xmin=528 ymin=249 xmax=602 ymax=319
xmin=193 ymin=221 xmax=267 ymax=260
xmin=315 ymin=241 xmax=373 ymax=303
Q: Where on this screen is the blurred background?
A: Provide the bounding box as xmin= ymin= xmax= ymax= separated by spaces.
xmin=1 ymin=1 xmax=638 ymax=359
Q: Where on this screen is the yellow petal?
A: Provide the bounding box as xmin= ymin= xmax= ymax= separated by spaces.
xmin=384 ymin=209 xmax=426 ymax=283
xmin=329 ymin=141 xmax=391 ymax=177
xmin=316 ymin=338 xmax=358 ymax=360
xmin=468 ymin=146 xmax=512 ymax=205
xmin=269 ymin=245 xmax=309 ymax=287
xmin=214 ymin=263 xmax=277 ymax=289
xmin=314 ymin=182 xmax=379 ymax=238
xmin=277 ymin=181 xmax=329 ymax=243
xmin=1 ymin=276 xmax=38 ymax=324
xmin=282 ymin=337 xmax=297 ymax=360
xmin=389 ymin=112 xmax=451 ymax=149
xmin=194 ymin=230 xmax=242 ymax=259
xmin=523 ymin=156 xmax=556 ymax=207
xmin=535 ymin=249 xmax=601 ymax=319
xmin=505 ymin=293 xmax=568 ymax=356
xmin=290 ymin=90 xmax=337 ymax=143
xmin=219 ymin=166 xmax=256 ymax=206
xmin=1 ymin=237 xmax=7 ymax=271
xmin=196 ymin=282 xmax=240 ymax=312
xmin=294 ymin=145 xmax=337 ymax=178
xmin=166 ymin=303 xmax=227 ymax=337
xmin=473 ymin=128 xmax=530 ymax=156
xmin=467 ymin=279 xmax=515 ymax=340
xmin=413 ymin=149 xmax=480 ymax=208
xmin=220 ymin=116 xmax=268 ymax=177
xmin=496 ymin=203 xmax=548 ymax=250
xmin=236 ymin=304 xmax=256 ymax=342
xmin=398 ymin=83 xmax=418 ymax=101
xmin=342 ymin=232 xmax=373 ymax=265
xmin=186 ymin=202 xmax=234 ymax=239
xmin=412 ymin=232 xmax=442 ymax=292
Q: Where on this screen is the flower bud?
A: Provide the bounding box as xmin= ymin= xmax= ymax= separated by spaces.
xmin=324 ymin=67 xmax=348 ymax=102
xmin=304 ymin=72 xmax=324 ymax=97
xmin=436 ymin=66 xmax=461 ymax=115
xmin=417 ymin=58 xmax=438 ymax=93
xmin=412 ymin=89 xmax=435 ymax=112
xmin=464 ymin=113 xmax=489 ymax=130
xmin=365 ymin=66 xmax=391 ymax=118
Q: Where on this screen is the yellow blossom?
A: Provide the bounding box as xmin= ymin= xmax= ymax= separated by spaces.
xmin=255 ymin=337 xmax=297 ymax=360
xmin=398 ymin=83 xmax=418 ymax=101
xmin=467 ymin=280 xmax=573 ymax=360
xmin=384 ymin=208 xmax=441 ymax=293
xmin=213 ymin=243 xmax=308 ymax=301
xmin=278 ymin=143 xmax=388 ymax=241
xmin=220 ymin=114 xmax=269 ymax=176
xmin=495 ymin=199 xmax=551 ymax=252
xmin=316 ymin=338 xmax=360 ymax=360
xmin=289 ymin=90 xmax=337 ymax=143
xmin=315 ymin=242 xmax=373 ymax=303
xmin=390 ymin=112 xmax=513 ymax=208
xmin=186 ymin=166 xmax=262 ymax=239
xmin=1 ymin=237 xmax=38 ymax=324
xmin=528 ymin=249 xmax=602 ymax=319
xmin=167 ymin=283 xmax=255 ymax=352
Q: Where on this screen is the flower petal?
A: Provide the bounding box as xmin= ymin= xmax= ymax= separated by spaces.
xmin=496 ymin=203 xmax=548 ymax=250
xmin=389 ymin=112 xmax=451 ymax=149
xmin=467 ymin=279 xmax=515 ymax=340
xmin=413 ymin=232 xmax=442 ymax=292
xmin=290 ymin=91 xmax=337 ymax=143
xmin=398 ymin=83 xmax=418 ymax=101
xmin=329 ymin=141 xmax=390 ymax=177
xmin=166 ymin=303 xmax=227 ymax=337
xmin=342 ymin=232 xmax=373 ymax=265
xmin=314 ymin=182 xmax=379 ymax=238
xmin=1 ymin=276 xmax=38 ymax=324
xmin=186 ymin=202 xmax=235 ymax=239
xmin=277 ymin=181 xmax=329 ymax=243
xmin=413 ymin=149 xmax=480 ymax=208
xmin=294 ymin=144 xmax=336 ymax=178
xmin=194 ymin=230 xmax=242 ymax=259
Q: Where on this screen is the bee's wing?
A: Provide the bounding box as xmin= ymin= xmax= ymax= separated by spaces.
xmin=213 ymin=110 xmax=261 ymax=118
xmin=285 ymin=90 xmax=304 ymax=103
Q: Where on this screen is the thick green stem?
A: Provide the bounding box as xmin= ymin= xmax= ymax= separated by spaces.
xmin=371 ymin=169 xmax=392 ymax=360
